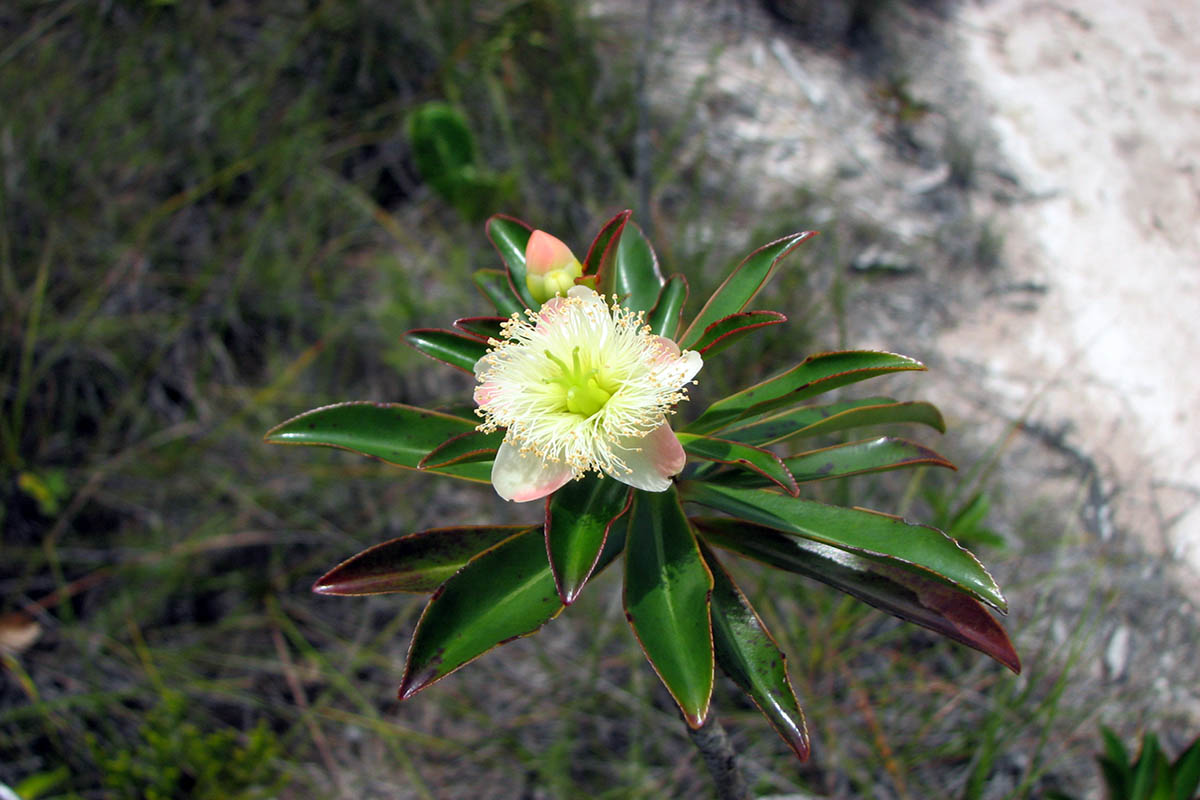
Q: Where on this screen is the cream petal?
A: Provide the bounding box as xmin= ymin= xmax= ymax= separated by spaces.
xmin=491 ymin=440 xmax=574 ymax=502
xmin=608 ymin=422 xmax=686 ymax=493
xmin=675 ymin=348 xmax=703 ymax=385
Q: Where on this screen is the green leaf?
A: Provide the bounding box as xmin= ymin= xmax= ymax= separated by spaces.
xmin=418 ymin=428 xmax=503 ymax=469
xmin=688 ymin=351 xmax=928 ymax=435
xmin=677 ymin=433 xmax=799 ymax=495
xmin=609 ymin=220 xmax=664 ymax=313
xmin=699 ymin=540 xmax=809 ymax=760
xmin=472 ymin=268 xmax=525 ymax=317
xmin=681 ymin=481 xmax=1006 ymax=611
xmin=583 ymin=209 xmax=631 ymax=278
xmin=404 ymin=328 xmax=489 ymax=373
xmin=679 ymin=230 xmax=816 ymax=349
xmin=691 ymin=310 xmax=788 ymax=356
xmin=694 ymin=517 xmax=1020 ymax=672
xmin=486 ymin=214 xmax=538 ymax=310
xmin=724 ymin=396 xmax=945 ymax=446
xmin=545 ymin=474 xmax=632 ymax=604
xmin=647 ymin=274 xmax=689 ymax=339
xmin=398 ymin=526 xmax=564 ymax=699
xmin=711 ymin=437 xmax=954 ymax=488
xmin=313 ymin=525 xmax=529 ymax=595
xmin=1171 ymin=734 xmax=1200 ymax=800
xmin=264 ymin=402 xmax=491 ymax=482
xmin=623 ymin=487 xmax=714 ymax=727
xmin=453 ymin=316 xmax=506 ymax=341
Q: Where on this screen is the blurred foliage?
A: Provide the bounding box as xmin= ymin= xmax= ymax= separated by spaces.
xmin=87 ymin=691 xmax=286 ymax=800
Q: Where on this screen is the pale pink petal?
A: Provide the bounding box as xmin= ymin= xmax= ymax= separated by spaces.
xmin=608 ymin=422 xmax=686 ymax=492
xmin=566 ymin=285 xmax=608 ymax=312
xmin=491 ymin=440 xmax=574 ymax=502
xmin=647 ymin=337 xmax=702 ymax=386
xmin=474 ymin=381 xmax=500 ymax=406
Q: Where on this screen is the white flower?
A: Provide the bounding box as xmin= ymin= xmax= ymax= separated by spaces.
xmin=474 ymin=285 xmax=703 ymax=502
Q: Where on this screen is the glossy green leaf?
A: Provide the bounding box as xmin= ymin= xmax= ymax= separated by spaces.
xmin=609 ymin=220 xmax=664 ymax=313
xmin=398 ymin=526 xmax=564 ymax=699
xmin=419 ymin=428 xmax=503 ymax=469
xmin=623 ymin=487 xmax=714 ymax=727
xmin=404 ymin=328 xmax=488 ymax=373
xmin=681 ymin=481 xmax=1006 ymax=611
xmin=724 ymin=396 xmax=945 ymax=446
xmin=711 ymin=437 xmax=954 ymax=488
xmin=647 ymin=274 xmax=689 ymax=339
xmin=545 ymin=474 xmax=632 ymax=604
xmin=679 ymin=230 xmax=817 ymax=348
xmin=265 ymin=402 xmax=492 ymax=482
xmin=692 ymin=310 xmax=788 ymax=356
xmin=472 ymin=268 xmax=524 ymax=317
xmin=686 ymin=351 xmax=927 ymax=434
xmin=699 ymin=540 xmax=809 ymax=760
xmin=313 ymin=525 xmax=529 ymax=595
xmin=694 ymin=517 xmax=1020 ymax=673
xmin=583 ymin=209 xmax=631 ymax=278
xmin=453 ymin=316 xmax=506 ymax=342
xmin=677 ymin=433 xmax=799 ymax=495
xmin=486 ymin=214 xmax=538 ymax=309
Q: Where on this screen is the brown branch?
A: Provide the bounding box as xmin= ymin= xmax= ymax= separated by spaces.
xmin=686 ymin=715 xmax=750 ymax=800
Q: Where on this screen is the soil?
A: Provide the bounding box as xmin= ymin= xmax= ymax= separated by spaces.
xmin=595 ymin=0 xmax=1200 ymax=792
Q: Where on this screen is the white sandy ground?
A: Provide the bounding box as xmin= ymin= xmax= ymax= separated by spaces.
xmin=952 ymin=0 xmax=1200 ymax=589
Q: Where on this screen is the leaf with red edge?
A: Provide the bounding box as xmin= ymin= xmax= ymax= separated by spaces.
xmin=418 ymin=428 xmax=503 ymax=469
xmin=486 ymin=214 xmax=538 ymax=309
xmin=583 ymin=209 xmax=632 ymax=279
xmin=679 ymin=231 xmax=817 ymax=349
xmin=608 ymin=219 xmax=664 ymax=313
xmin=623 ymin=487 xmax=714 ymax=728
xmin=648 ymin=274 xmax=689 ymax=339
xmin=724 ymin=396 xmax=946 ymax=446
xmin=699 ymin=540 xmax=810 ymax=760
xmin=710 ymin=436 xmax=954 ymax=488
xmin=404 ymin=328 xmax=488 ymax=373
xmin=545 ymin=474 xmax=632 ymax=604
xmin=694 ymin=517 xmax=1020 ymax=673
xmin=692 ymin=310 xmax=788 ymax=356
xmin=677 ymin=433 xmax=799 ymax=496
xmin=681 ymin=481 xmax=1006 ymax=612
xmin=453 ymin=316 xmax=506 ymax=342
xmin=398 ymin=526 xmax=564 ymax=700
xmin=685 ymin=351 xmax=927 ymax=435
xmin=472 ymin=269 xmax=524 ymax=316
xmin=264 ymin=402 xmax=491 ymax=482
xmin=313 ymin=525 xmax=530 ymax=595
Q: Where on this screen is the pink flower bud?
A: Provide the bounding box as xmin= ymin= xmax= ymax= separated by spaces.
xmin=525 ymin=230 xmax=583 ymax=303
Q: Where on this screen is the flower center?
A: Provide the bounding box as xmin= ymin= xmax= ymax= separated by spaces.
xmin=543 ymin=346 xmax=616 ymax=418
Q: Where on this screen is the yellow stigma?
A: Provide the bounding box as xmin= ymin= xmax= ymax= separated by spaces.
xmin=543 ymin=346 xmax=614 ymax=418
